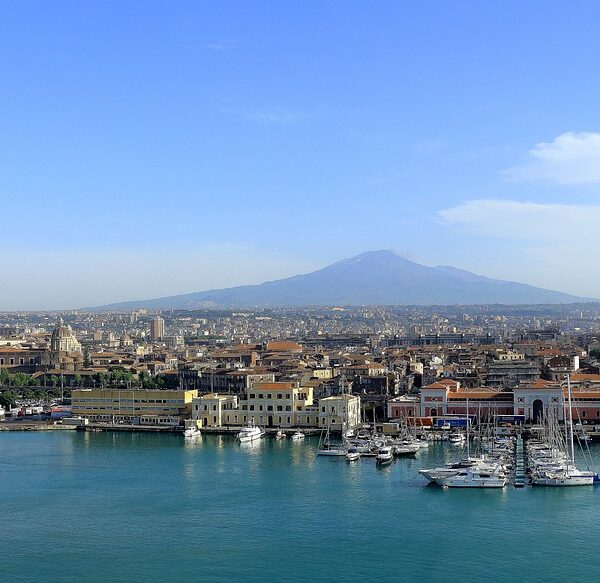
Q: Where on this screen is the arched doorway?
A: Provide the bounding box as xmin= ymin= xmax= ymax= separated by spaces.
xmin=532 ymin=399 xmax=543 ymax=423
xmin=268 ymin=415 xmax=273 ymax=427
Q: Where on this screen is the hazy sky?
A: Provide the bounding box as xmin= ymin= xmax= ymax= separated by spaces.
xmin=2 ymin=1 xmax=600 ymax=309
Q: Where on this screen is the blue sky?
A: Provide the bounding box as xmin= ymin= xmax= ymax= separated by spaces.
xmin=2 ymin=1 xmax=600 ymax=309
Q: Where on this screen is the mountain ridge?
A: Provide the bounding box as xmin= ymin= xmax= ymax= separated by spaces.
xmin=90 ymin=250 xmax=593 ymax=310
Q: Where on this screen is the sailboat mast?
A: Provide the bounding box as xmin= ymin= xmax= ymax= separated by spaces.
xmin=567 ymin=375 xmax=575 ymax=470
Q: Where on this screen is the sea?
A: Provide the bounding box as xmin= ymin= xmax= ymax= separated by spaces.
xmin=1 ymin=431 xmax=597 ymax=582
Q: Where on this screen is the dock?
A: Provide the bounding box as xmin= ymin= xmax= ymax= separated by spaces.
xmin=514 ymin=434 xmax=526 ymax=487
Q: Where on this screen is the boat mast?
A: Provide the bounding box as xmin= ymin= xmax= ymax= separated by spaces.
xmin=567 ymin=375 xmax=575 ymax=474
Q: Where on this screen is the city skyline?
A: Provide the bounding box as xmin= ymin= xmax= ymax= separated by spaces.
xmin=3 ymin=2 xmax=600 ymax=309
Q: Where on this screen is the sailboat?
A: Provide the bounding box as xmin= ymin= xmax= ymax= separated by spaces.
xmin=318 ymin=375 xmax=350 ymax=457
xmin=532 ymin=376 xmax=594 ymax=487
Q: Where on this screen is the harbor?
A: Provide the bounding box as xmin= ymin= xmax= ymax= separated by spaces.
xmin=2 ymin=429 xmax=599 ymax=582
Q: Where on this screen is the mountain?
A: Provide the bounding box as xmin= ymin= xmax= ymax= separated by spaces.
xmin=91 ymin=250 xmax=592 ymax=310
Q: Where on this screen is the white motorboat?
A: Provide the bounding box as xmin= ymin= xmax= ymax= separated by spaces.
xmin=376 ymin=446 xmax=393 ymax=466
xmin=275 ymin=429 xmax=286 ymax=440
xmin=346 ymin=447 xmax=361 ymax=462
xmin=184 ymin=425 xmax=200 ymax=438
xmin=419 ymin=459 xmax=502 ymax=483
xmin=392 ymin=444 xmax=420 ymax=457
xmin=437 ymin=467 xmax=507 ymax=488
xmin=237 ymin=424 xmax=265 ymax=443
xmin=291 ymin=431 xmax=305 ymax=441
xmin=448 ymin=433 xmax=466 ymax=444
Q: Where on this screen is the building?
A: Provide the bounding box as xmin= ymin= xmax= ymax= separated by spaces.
xmin=485 ymin=360 xmax=540 ymax=388
xmin=71 ymin=388 xmax=198 ymax=426
xmin=192 ymin=393 xmax=238 ymax=428
xmin=242 ymin=381 xmax=315 ymax=428
xmin=319 ymin=394 xmax=361 ymax=431
xmin=150 ymin=316 xmax=165 ymax=342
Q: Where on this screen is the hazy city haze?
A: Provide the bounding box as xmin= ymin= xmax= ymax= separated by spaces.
xmin=2 ymin=1 xmax=600 ymax=309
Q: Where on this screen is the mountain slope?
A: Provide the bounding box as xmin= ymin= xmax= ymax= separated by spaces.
xmin=91 ymin=250 xmax=591 ymax=310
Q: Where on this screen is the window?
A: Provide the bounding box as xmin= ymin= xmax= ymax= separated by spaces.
xmin=277 ymin=405 xmax=283 ymax=412
xmin=267 ymin=394 xmax=272 ymax=399
xmin=249 ymin=394 xmax=255 ymax=399
xmin=258 ymin=394 xmax=263 ymax=399
xmin=277 ymin=394 xmax=282 ymax=399
xmin=19 ymin=358 xmax=24 ymax=365
xmin=267 ymin=406 xmax=273 ymax=411
xmin=286 ymin=406 xmax=291 ymax=411
xmin=250 ymin=405 xmax=255 ymax=411
xmin=9 ymin=358 xmax=14 ymax=365
xmin=259 ymin=405 xmax=263 ymax=412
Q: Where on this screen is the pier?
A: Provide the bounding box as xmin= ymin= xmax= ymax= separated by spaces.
xmin=514 ymin=435 xmax=526 ymax=487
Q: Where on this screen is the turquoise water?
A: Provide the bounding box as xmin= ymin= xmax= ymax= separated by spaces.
xmin=1 ymin=431 xmax=598 ymax=583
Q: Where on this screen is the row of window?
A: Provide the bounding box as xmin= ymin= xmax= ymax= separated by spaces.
xmin=0 ymin=357 xmax=36 ymax=365
xmin=248 ymin=393 xmax=293 ymax=400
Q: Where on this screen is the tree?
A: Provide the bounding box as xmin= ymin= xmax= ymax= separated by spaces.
xmin=0 ymin=368 xmax=9 ymax=387
xmin=12 ymin=372 xmax=32 ymax=388
xmin=0 ymin=390 xmax=18 ymax=409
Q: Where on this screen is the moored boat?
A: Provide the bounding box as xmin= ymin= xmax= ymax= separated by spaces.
xmin=184 ymin=425 xmax=201 ymax=438
xmin=346 ymin=447 xmax=361 ymax=462
xmin=237 ymin=424 xmax=265 ymax=443
xmin=376 ymin=446 xmax=393 ymax=466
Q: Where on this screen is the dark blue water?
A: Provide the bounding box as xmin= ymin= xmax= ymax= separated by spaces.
xmin=1 ymin=431 xmax=597 ymax=582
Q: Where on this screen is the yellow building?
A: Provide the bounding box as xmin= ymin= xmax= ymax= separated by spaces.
xmin=224 ymin=381 xmax=314 ymax=428
xmin=192 ymin=393 xmax=238 ymax=428
xmin=319 ymin=394 xmax=361 ymax=431
xmin=71 ymin=388 xmax=198 ymax=426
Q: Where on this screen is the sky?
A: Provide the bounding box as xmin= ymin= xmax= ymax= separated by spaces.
xmin=2 ymin=1 xmax=600 ymax=309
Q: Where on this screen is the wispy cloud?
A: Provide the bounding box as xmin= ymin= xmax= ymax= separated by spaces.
xmin=505 ymin=132 xmax=600 ymax=184
xmin=437 ymin=198 xmax=600 ymax=296
xmin=221 ymin=106 xmax=318 ymax=125
xmin=437 ymin=199 xmax=600 ymax=239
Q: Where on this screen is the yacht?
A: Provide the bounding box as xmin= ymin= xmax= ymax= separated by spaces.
xmin=419 ymin=458 xmax=501 ymax=483
xmin=448 ymin=433 xmax=466 ymax=444
xmin=436 ymin=466 xmax=508 ymax=488
xmin=183 ymin=425 xmax=201 ymax=438
xmin=275 ymin=429 xmax=286 ymax=440
xmin=376 ymin=446 xmax=393 ymax=466
xmin=291 ymin=430 xmax=305 ymax=441
xmin=392 ymin=443 xmax=420 ymax=457
xmin=532 ymin=469 xmax=594 ymax=487
xmin=346 ymin=447 xmax=361 ymax=462
xmin=237 ymin=424 xmax=265 ymax=443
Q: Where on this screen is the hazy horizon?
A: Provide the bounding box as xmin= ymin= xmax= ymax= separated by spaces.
xmin=3 ymin=2 xmax=600 ymax=309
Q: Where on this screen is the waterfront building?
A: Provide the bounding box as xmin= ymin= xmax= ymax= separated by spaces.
xmin=192 ymin=393 xmax=238 ymax=428
xmin=319 ymin=394 xmax=361 ymax=430
xmin=242 ymin=381 xmax=315 ymax=428
xmin=71 ymin=388 xmax=198 ymax=425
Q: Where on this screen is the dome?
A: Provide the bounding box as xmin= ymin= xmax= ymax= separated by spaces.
xmin=52 ymin=325 xmax=72 ymax=340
